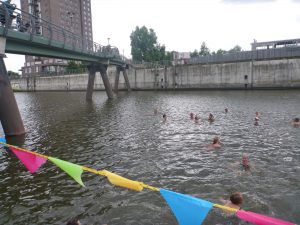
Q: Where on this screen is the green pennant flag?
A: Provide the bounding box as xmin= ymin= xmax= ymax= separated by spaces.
xmin=49 ymin=157 xmax=85 ymax=187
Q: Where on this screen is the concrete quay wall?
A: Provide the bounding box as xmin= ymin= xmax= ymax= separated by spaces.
xmin=10 ymin=58 xmax=300 ymax=91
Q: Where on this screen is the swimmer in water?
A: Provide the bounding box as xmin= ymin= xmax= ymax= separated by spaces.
xmin=66 ymin=218 xmax=82 ymax=225
xmin=194 ymin=115 xmax=200 ymax=123
xmin=255 ymin=111 xmax=260 ymax=118
xmin=208 ymin=113 xmax=215 ymax=122
xmin=206 ymin=136 xmax=221 ymax=149
xmin=254 ymin=112 xmax=259 ymax=126
xmin=242 ymin=154 xmax=250 ymax=171
xmin=225 ymin=108 xmax=228 ymax=113
xmin=162 ymin=113 xmax=167 ymax=122
xmin=190 ymin=112 xmax=194 ymax=120
xmin=291 ymin=117 xmax=300 ymax=126
xmin=220 ymin=192 xmax=243 ymax=214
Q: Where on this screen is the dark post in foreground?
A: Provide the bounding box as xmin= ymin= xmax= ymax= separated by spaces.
xmin=0 ymin=57 xmax=25 ymax=136
xmin=99 ymin=65 xmax=114 ymax=99
xmin=114 ymin=66 xmax=131 ymax=94
xmin=114 ymin=67 xmax=121 ymax=94
xmin=122 ymin=68 xmax=131 ymax=92
xmin=86 ymin=65 xmax=96 ymax=101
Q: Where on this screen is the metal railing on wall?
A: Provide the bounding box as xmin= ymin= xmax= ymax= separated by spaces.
xmin=188 ymin=47 xmax=300 ymax=65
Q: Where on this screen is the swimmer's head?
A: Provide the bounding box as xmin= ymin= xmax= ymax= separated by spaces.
xmin=230 ymin=192 xmax=243 ymax=205
xmin=294 ymin=117 xmax=299 ymax=122
xmin=242 ymin=154 xmax=249 ymax=166
xmin=213 ymin=136 xmax=219 ymax=144
xmin=163 ymin=114 xmax=166 ymax=119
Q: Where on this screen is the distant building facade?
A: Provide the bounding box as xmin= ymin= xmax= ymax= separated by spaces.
xmin=20 ymin=0 xmax=93 ymax=76
xmin=251 ymin=38 xmax=300 ymax=50
xmin=171 ymin=51 xmax=190 ymax=65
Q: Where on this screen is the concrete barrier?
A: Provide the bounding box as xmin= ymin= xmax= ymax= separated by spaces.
xmin=10 ymin=58 xmax=300 ymax=91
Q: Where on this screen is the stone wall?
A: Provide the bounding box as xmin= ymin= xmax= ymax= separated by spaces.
xmin=10 ymin=58 xmax=300 ymax=91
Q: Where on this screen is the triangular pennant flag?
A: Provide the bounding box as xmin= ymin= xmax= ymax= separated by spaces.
xmin=10 ymin=147 xmax=47 ymax=173
xmin=0 ymin=137 xmax=6 ymax=146
xmin=48 ymin=157 xmax=85 ymax=187
xmin=160 ymin=188 xmax=213 ymax=225
xmin=103 ymin=170 xmax=143 ymax=191
xmin=237 ymin=210 xmax=296 ymax=225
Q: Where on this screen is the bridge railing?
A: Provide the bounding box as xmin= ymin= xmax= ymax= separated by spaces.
xmin=0 ymin=1 xmax=122 ymax=61
xmin=188 ymin=47 xmax=300 ymax=65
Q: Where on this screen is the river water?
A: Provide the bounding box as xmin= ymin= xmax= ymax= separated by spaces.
xmin=0 ymin=90 xmax=299 ymax=225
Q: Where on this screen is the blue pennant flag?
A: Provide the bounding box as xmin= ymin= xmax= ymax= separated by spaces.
xmin=0 ymin=137 xmax=6 ymax=146
xmin=160 ymin=188 xmax=213 ymax=225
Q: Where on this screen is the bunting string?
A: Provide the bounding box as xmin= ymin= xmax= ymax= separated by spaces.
xmin=0 ymin=140 xmax=296 ymax=225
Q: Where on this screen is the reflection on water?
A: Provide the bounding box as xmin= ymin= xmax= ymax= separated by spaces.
xmin=0 ymin=90 xmax=300 ymax=225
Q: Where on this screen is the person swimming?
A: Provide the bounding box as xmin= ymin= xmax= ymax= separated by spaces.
xmin=162 ymin=113 xmax=167 ymax=122
xmin=190 ymin=112 xmax=194 ymax=120
xmin=206 ymin=136 xmax=221 ymax=149
xmin=208 ymin=113 xmax=215 ymax=122
xmin=220 ymin=192 xmax=243 ymax=215
xmin=254 ymin=113 xmax=260 ymax=125
xmin=194 ymin=115 xmax=200 ymax=123
xmin=242 ymin=154 xmax=250 ymax=171
xmin=291 ymin=117 xmax=300 ymax=126
xmin=225 ymin=108 xmax=228 ymax=113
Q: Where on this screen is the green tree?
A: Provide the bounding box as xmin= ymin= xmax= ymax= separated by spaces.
xmin=228 ymin=45 xmax=242 ymax=53
xmin=66 ymin=61 xmax=85 ymax=73
xmin=199 ymin=41 xmax=210 ymax=56
xmin=216 ymin=49 xmax=227 ymax=55
xmin=130 ymin=26 xmax=170 ymax=62
xmin=190 ymin=49 xmax=199 ymax=57
xmin=8 ymin=70 xmax=20 ymax=79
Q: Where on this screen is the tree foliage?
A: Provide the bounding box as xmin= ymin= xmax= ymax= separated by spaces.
xmin=228 ymin=45 xmax=242 ymax=53
xmin=190 ymin=49 xmax=199 ymax=57
xmin=66 ymin=61 xmax=85 ymax=73
xmin=199 ymin=42 xmax=210 ymax=56
xmin=8 ymin=70 xmax=20 ymax=79
xmin=190 ymin=43 xmax=243 ymax=58
xmin=130 ymin=26 xmax=170 ymax=62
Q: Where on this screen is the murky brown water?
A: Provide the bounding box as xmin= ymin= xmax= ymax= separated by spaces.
xmin=0 ymin=90 xmax=299 ymax=225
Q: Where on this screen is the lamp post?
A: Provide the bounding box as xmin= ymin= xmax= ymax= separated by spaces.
xmin=107 ymin=37 xmax=110 ymax=46
xmin=67 ymin=11 xmax=75 ymax=32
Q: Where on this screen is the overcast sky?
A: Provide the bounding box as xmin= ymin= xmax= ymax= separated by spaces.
xmin=4 ymin=0 xmax=300 ymax=72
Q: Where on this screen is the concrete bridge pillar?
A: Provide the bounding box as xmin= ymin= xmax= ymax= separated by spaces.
xmin=114 ymin=67 xmax=121 ymax=94
xmin=86 ymin=65 xmax=96 ymax=101
xmin=122 ymin=68 xmax=131 ymax=92
xmin=99 ymin=65 xmax=114 ymax=99
xmin=0 ymin=57 xmax=25 ymax=136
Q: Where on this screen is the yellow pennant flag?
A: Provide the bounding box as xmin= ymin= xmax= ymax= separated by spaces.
xmin=103 ymin=170 xmax=144 ymax=191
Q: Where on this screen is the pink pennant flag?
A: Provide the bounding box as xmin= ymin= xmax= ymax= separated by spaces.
xmin=10 ymin=147 xmax=47 ymax=173
xmin=237 ymin=210 xmax=296 ymax=225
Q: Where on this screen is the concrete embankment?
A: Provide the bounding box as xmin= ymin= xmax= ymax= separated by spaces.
xmin=10 ymin=58 xmax=300 ymax=91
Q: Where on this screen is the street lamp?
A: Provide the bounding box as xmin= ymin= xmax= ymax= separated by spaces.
xmin=107 ymin=37 xmax=110 ymax=45
xmin=67 ymin=11 xmax=75 ymax=32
